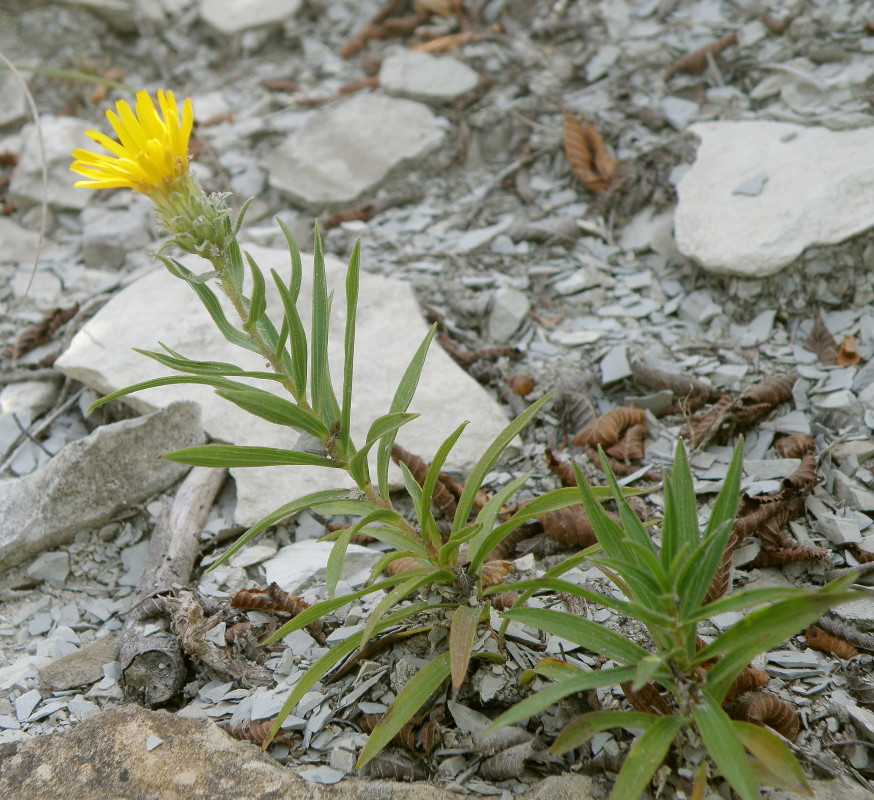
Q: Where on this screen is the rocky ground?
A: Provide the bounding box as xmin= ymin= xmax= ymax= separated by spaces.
xmin=3 ymin=0 xmax=874 ymax=797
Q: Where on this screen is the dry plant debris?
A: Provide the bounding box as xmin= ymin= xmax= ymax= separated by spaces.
xmin=664 ymin=32 xmax=738 ymax=78
xmin=562 ymin=113 xmax=617 ymax=194
xmin=730 ymin=693 xmax=800 ymax=741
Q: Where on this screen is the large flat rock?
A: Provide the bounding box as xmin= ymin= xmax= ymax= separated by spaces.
xmin=0 ymin=402 xmax=203 ymax=570
xmin=266 ymin=94 xmax=445 ymax=212
xmin=55 ymin=245 xmax=514 ymax=528
xmin=674 ymin=121 xmax=874 ymax=277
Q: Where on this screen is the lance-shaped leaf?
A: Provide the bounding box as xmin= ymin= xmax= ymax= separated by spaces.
xmin=215 ymin=387 xmax=330 ymax=440
xmin=449 ymin=605 xmax=482 ymax=699
xmin=225 ymin=236 xmax=245 ymax=296
xmin=482 ymin=665 xmax=637 ymax=733
xmin=243 ymin=252 xmax=267 ymax=332
xmin=267 ymin=602 xmax=432 ymax=746
xmin=275 ymin=217 xmax=303 ymax=303
xmin=551 ymin=710 xmax=662 ymax=756
xmin=467 ymin=471 xmax=532 ymax=569
xmin=732 ymin=720 xmax=811 ymax=795
xmin=418 ymin=422 xmax=469 ymax=549
xmin=209 ymin=488 xmax=354 ymax=570
xmin=325 ymin=509 xmax=398 ymax=597
xmin=340 ymin=241 xmax=360 ymax=457
xmin=609 ymin=715 xmax=686 ymax=800
xmin=310 ymin=224 xmax=340 ymax=427
xmin=356 ymin=651 xmax=451 ymax=769
xmin=660 ymin=439 xmax=697 ymax=570
xmin=698 ymin=574 xmax=856 ymax=703
xmin=348 ymin=412 xmax=420 ymax=487
xmin=136 ymin=345 xmax=281 ymax=380
xmin=503 ymin=608 xmax=650 ymax=666
xmin=157 ymin=255 xmax=257 ymax=353
xmin=693 ymin=692 xmax=759 ymax=800
xmin=88 ymin=374 xmax=254 ymax=412
xmin=375 ymin=324 xmax=437 ymax=501
xmin=162 ymin=444 xmax=343 ymax=469
xmin=270 ymin=270 xmax=307 ymax=399
xmin=452 ymin=393 xmax=552 ymax=532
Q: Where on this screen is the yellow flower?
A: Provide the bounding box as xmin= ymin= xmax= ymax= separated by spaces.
xmin=70 ymin=89 xmax=193 ymax=196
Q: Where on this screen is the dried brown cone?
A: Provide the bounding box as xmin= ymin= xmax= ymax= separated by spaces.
xmin=772 ymin=433 xmax=816 ymax=458
xmin=731 ymin=693 xmax=799 ymax=741
xmin=489 ymin=591 xmax=520 ymax=611
xmin=218 ymin=719 xmax=294 ymax=746
xmin=573 ymin=407 xmax=647 ymax=448
xmin=562 ymin=113 xmax=617 ymax=194
xmin=604 ymin=422 xmax=649 ymax=463
xmin=703 ymin=527 xmax=743 ymax=605
xmin=805 ymin=625 xmax=859 ymax=660
xmin=848 ymin=544 xmax=874 ymax=564
xmin=816 ymin=615 xmax=874 ymax=654
xmin=539 ymin=506 xmax=600 ymax=549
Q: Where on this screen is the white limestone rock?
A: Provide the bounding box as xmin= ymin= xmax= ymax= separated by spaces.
xmin=379 ymin=49 xmax=479 ymax=104
xmin=675 ymin=121 xmax=874 ymax=277
xmin=199 ymin=0 xmax=301 ymax=35
xmin=266 ymin=93 xmax=445 ymax=211
xmin=9 ymin=116 xmax=95 ymax=210
xmin=0 ymin=218 xmax=39 ymax=265
xmin=55 ymin=245 xmax=515 ymax=527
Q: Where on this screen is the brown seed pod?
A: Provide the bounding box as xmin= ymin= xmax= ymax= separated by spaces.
xmin=230 ymin=584 xmax=326 ymax=645
xmin=805 ymin=625 xmax=859 ymax=660
xmin=731 ymin=693 xmax=799 ymax=741
xmin=508 ymin=374 xmax=535 ymax=396
xmin=665 ymin=32 xmax=738 ymax=78
xmin=562 ymin=113 xmax=616 ymax=194
xmin=478 ymin=740 xmax=536 ymax=781
xmin=724 ymin=666 xmax=771 ymax=704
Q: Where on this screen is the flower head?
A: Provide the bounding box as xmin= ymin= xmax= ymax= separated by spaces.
xmin=71 ymin=89 xmax=193 ymax=197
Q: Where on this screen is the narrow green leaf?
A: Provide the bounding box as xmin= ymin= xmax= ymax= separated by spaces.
xmin=161 ymin=444 xmax=343 ymax=469
xmin=340 ymin=241 xmax=360 ymax=455
xmin=275 ymin=308 xmax=290 ymax=362
xmin=482 ymin=665 xmax=637 ymax=734
xmin=356 ymin=651 xmax=451 ymax=769
xmin=599 ymin=448 xmax=660 ymax=560
xmin=397 ymin=461 xmax=423 ymax=509
xmin=348 ymin=412 xmax=420 ymax=487
xmin=275 ymin=217 xmax=303 ymax=302
xmin=733 ymin=720 xmax=812 ymax=795
xmin=572 ymin=464 xmax=636 ymax=564
xmin=453 ymin=393 xmax=551 ymax=531
xmin=676 ymin=519 xmax=735 ymax=617
xmin=358 ymin=569 xmax=453 ymax=653
xmin=267 ymin=602 xmax=430 ymax=745
xmin=631 ymin=654 xmax=665 ymax=692
xmin=264 ymin=577 xmax=426 ymax=644
xmin=376 ymin=324 xmax=437 ymax=501
xmin=308 ymin=499 xmax=382 ymax=517
xmin=609 ymin=715 xmax=686 ymax=800
xmin=551 ymin=710 xmax=661 ymax=756
xmin=366 ymin=551 xmax=426 ymax=584
xmin=88 ymin=374 xmax=253 ymax=412
xmin=689 ymin=586 xmax=808 ymax=623
xmin=208 ymin=489 xmax=351 ymax=570
xmin=137 ymin=345 xmax=281 ymax=380
xmin=700 ymin=577 xmax=857 ymax=702
xmin=243 ymin=252 xmax=267 ymax=331
xmin=215 ymin=387 xmax=330 ymax=439
xmin=225 ymin=237 xmax=245 ymax=296
xmin=523 ymin=657 xmax=587 ymax=683
xmin=485 ymin=578 xmax=635 ymax=620
xmin=449 ymin=605 xmax=482 ymax=698
xmin=693 ymin=692 xmax=760 ymax=800
xmin=270 ymin=270 xmax=307 ymax=399
xmin=325 ymin=509 xmax=397 ymax=597
xmin=160 ymin=256 xmax=258 ymax=352
xmin=661 ymin=440 xmax=697 ymax=570
xmin=310 ymin=223 xmax=340 ymax=427
xmin=467 ymin=471 xmax=532 ymax=569
xmin=503 ymin=608 xmax=650 ymax=666
xmin=418 ymin=422 xmax=469 ymax=548
xmin=232 ymin=196 xmax=254 ymax=238
xmin=438 ymin=522 xmax=481 ymax=569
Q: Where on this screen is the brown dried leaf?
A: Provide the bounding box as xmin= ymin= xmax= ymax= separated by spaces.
xmin=629 ymin=358 xmax=719 ymax=414
xmin=411 ymin=30 xmax=486 ymax=53
xmin=837 ymin=335 xmax=860 ymax=367
xmin=604 ymin=422 xmax=648 ymax=463
xmin=392 ymin=443 xmax=458 ymax=518
xmin=230 ymin=583 xmax=326 ymax=645
xmin=544 ymin=448 xmax=577 ymax=487
xmin=849 ymin=544 xmax=874 ymax=564
xmin=489 ymin=591 xmax=520 ymax=610
xmin=366 ymin=748 xmax=429 ymax=780
xmin=320 ymin=188 xmax=424 ymax=231
xmin=816 ymin=615 xmax=874 ymax=653
xmin=539 ymin=506 xmax=599 ymax=549
xmin=703 ymin=527 xmax=743 ymax=605
xmin=731 ymin=693 xmax=799 ymax=741
xmin=480 ymin=560 xmax=514 ymax=587
xmin=748 ymin=545 xmax=829 ymax=568
xmin=665 ymin=32 xmax=738 ymax=78
xmin=572 ymin=407 xmax=647 ymax=448
xmin=384 ymin=556 xmax=423 ymax=576
xmin=473 ymin=725 xmax=533 ymax=756
xmin=479 ymin=741 xmax=537 ymax=781
xmin=805 ymin=625 xmax=859 ymax=660
xmin=3 ymin=303 xmax=79 ymax=359
xmin=772 ymin=433 xmax=816 ymax=458
xmin=728 ymin=666 xmax=771 ymax=700
xmin=562 ymin=113 xmax=616 ymax=194
xmin=805 ymin=311 xmax=838 ymax=365
xmin=621 ymin=682 xmax=673 ymax=715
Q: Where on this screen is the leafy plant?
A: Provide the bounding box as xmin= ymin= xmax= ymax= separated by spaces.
xmin=482 ymin=441 xmax=857 ymax=799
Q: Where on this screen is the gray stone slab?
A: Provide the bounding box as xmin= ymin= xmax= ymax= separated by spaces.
xmin=380 ymin=49 xmax=479 ymax=103
xmin=0 ymin=402 xmax=203 ymax=570
xmin=266 ymin=94 xmax=445 ymax=212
